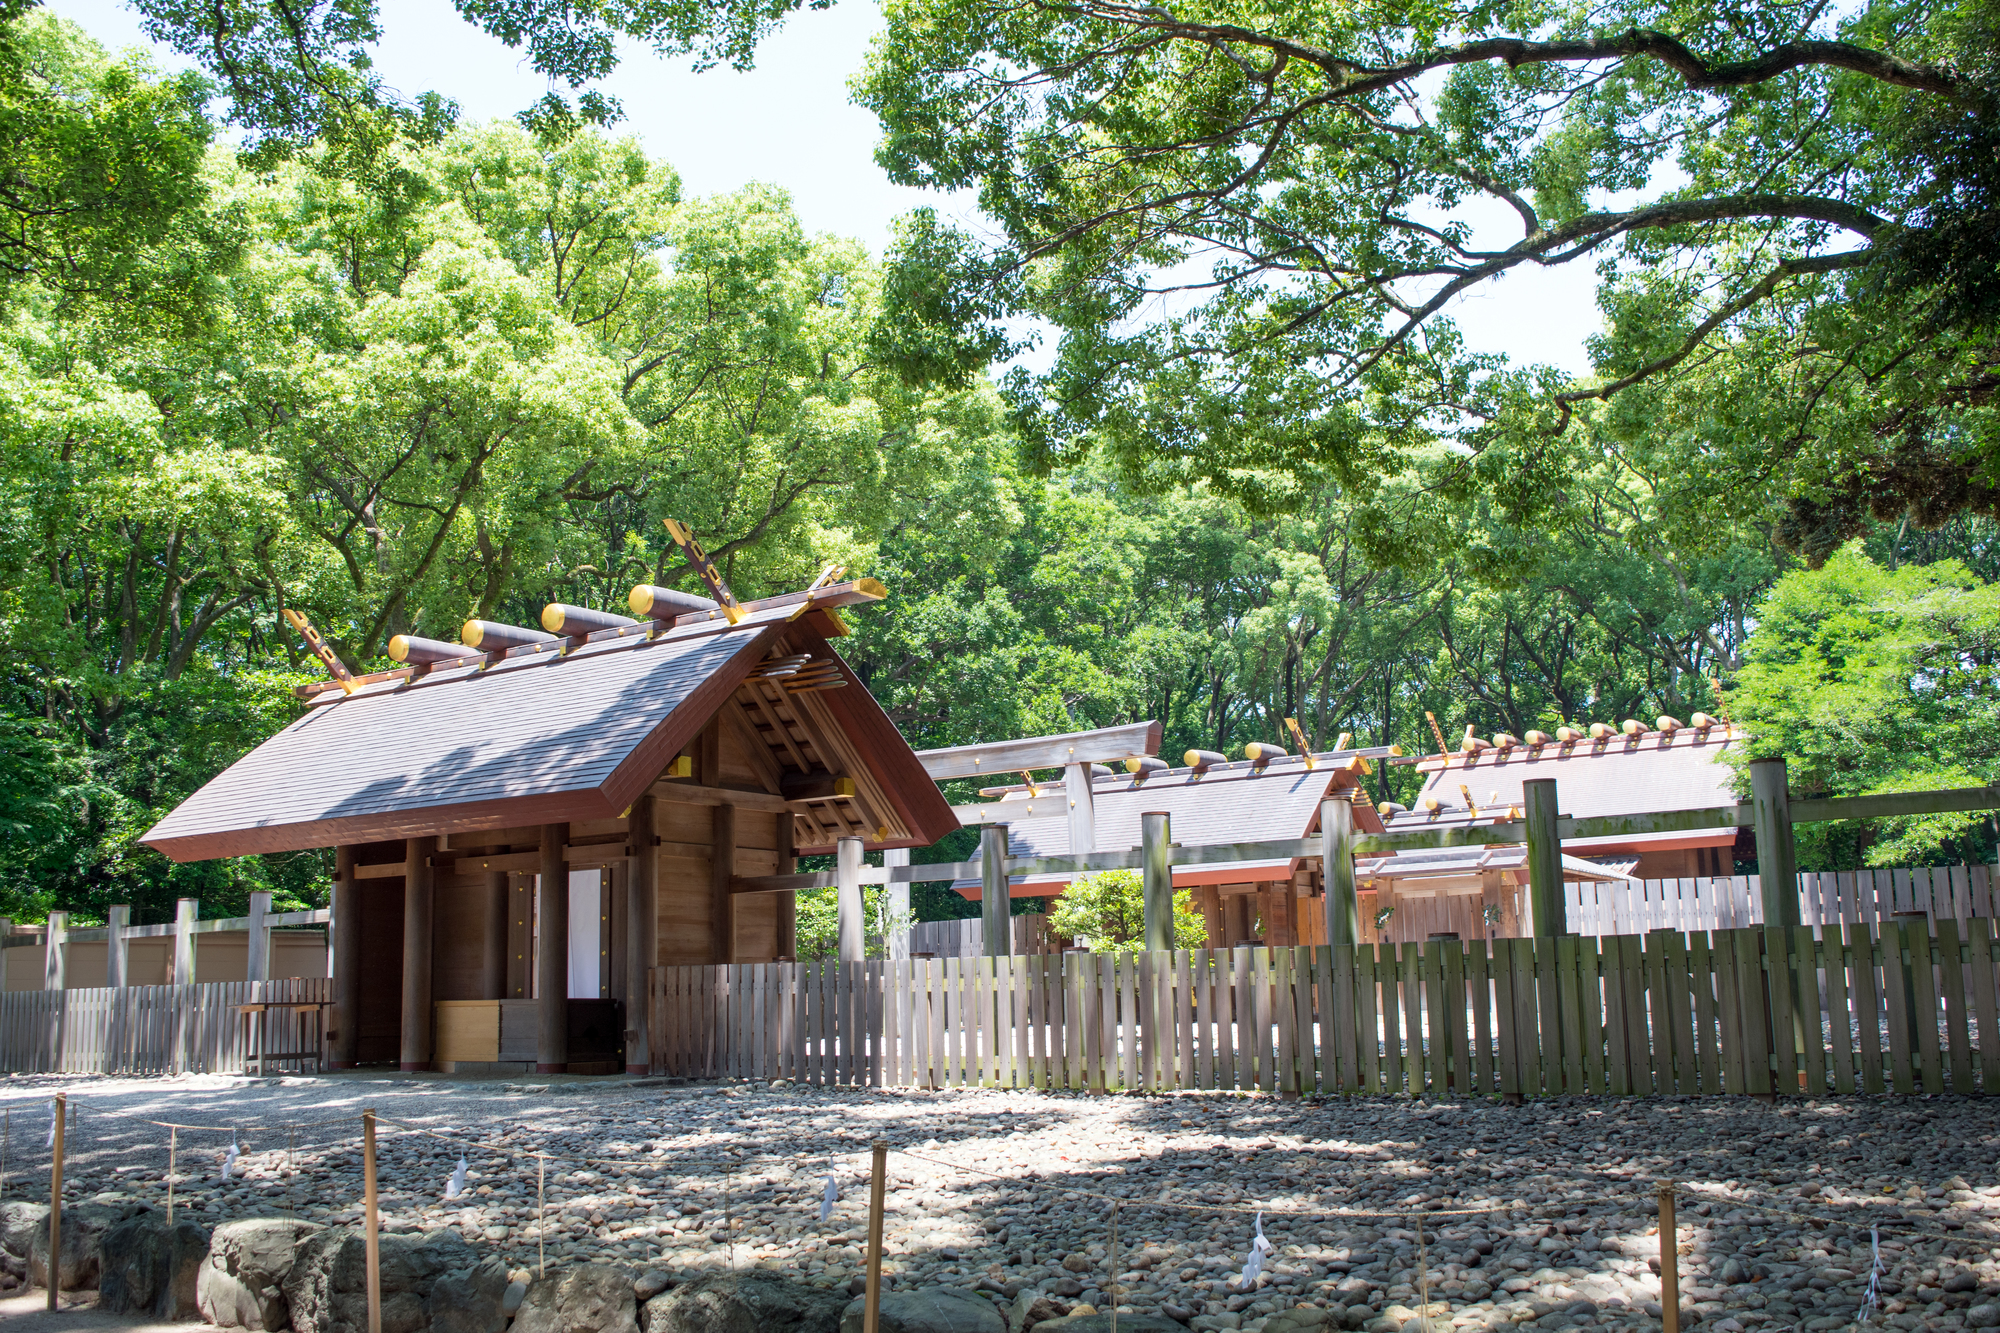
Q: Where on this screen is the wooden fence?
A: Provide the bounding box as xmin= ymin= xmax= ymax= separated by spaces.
xmin=0 ymin=978 xmax=329 ymax=1075
xmin=1566 ymin=865 xmax=1998 ymax=936
xmin=905 ymin=916 xmax=1055 ymax=958
xmin=649 ymin=920 xmax=1999 ymax=1097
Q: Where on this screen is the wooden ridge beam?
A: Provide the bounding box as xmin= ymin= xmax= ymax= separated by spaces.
xmin=916 ymin=721 xmax=1164 ymax=780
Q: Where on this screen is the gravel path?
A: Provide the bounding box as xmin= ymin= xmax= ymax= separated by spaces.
xmin=1 ymin=1072 xmax=1995 ymax=1332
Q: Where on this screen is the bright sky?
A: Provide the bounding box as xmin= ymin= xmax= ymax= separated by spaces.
xmin=50 ymin=0 xmax=1602 ymax=376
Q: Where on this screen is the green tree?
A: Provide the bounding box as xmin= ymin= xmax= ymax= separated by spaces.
xmin=855 ymin=0 xmax=1999 ymax=543
xmin=1045 ymin=869 xmax=1205 ymax=953
xmin=1727 ymin=542 xmax=2000 ymax=867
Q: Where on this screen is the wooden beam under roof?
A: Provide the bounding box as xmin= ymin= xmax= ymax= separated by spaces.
xmin=915 ymin=721 xmax=1164 ymax=780
xmin=720 ymin=697 xmax=786 ymax=796
xmin=790 ymin=685 xmax=905 ymax=843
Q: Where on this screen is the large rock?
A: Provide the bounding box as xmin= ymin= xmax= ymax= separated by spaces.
xmin=199 ymin=1218 xmax=325 ymax=1329
xmin=644 ymin=1270 xmax=848 ymax=1333
xmin=28 ymin=1198 xmax=147 ymax=1290
xmin=430 ymin=1257 xmax=514 ymax=1333
xmin=282 ymin=1228 xmax=483 ymax=1333
xmin=840 ymin=1287 xmax=1007 ymax=1333
xmin=99 ymin=1213 xmax=209 ymax=1318
xmin=0 ymin=1201 xmax=48 ymax=1286
xmin=513 ymin=1263 xmax=637 ymax=1333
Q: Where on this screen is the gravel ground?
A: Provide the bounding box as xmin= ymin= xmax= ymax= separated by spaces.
xmin=1 ymin=1072 xmax=1996 ymax=1333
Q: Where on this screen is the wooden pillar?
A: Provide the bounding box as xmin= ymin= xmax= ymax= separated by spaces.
xmin=1064 ymin=762 xmax=1096 ymax=855
xmin=883 ymin=847 xmax=911 ymax=960
xmin=104 ymin=906 xmax=130 ymax=989
xmin=246 ymin=891 xmax=272 ymax=984
xmin=1198 ymin=886 xmax=1223 ymax=949
xmin=1266 ymin=885 xmax=1295 ymax=947
xmin=172 ymin=898 xmax=197 ymax=986
xmin=1321 ymin=796 xmax=1358 ymax=948
xmin=0 ymin=917 xmax=10 ymax=992
xmin=482 ymin=872 xmax=509 ymax=1000
xmin=1750 ymin=757 xmax=1801 ymax=929
xmin=1140 ymin=811 xmax=1173 ymax=952
xmin=537 ymin=823 xmax=569 ymax=1073
xmin=838 ymin=835 xmax=867 ymax=963
xmin=710 ymin=804 xmax=737 ymax=965
xmin=332 ymin=849 xmax=360 ymax=1067
xmin=774 ymin=812 xmax=797 ymax=961
xmin=978 ymin=826 xmax=1009 ymax=958
xmin=400 ymin=837 xmax=435 ymax=1071
xmin=43 ymin=911 xmax=66 ymax=990
xmin=623 ymin=794 xmax=656 ymax=1073
xmin=1523 ymin=778 xmax=1565 ymax=937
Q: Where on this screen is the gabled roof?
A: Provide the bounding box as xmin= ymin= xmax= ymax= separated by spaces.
xmin=1400 ymin=725 xmax=1740 ymax=825
xmin=143 ymin=606 xmax=956 ymax=862
xmin=958 ymin=756 xmax=1382 ymax=893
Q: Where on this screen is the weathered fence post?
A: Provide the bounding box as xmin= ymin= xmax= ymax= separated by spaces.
xmin=47 ymin=1092 xmax=63 ymax=1311
xmin=884 ymin=848 xmax=912 ymax=961
xmin=862 ymin=1138 xmax=888 ymax=1333
xmin=171 ymin=898 xmax=197 ymax=985
xmin=979 ymin=826 xmax=1010 ymax=958
xmin=1141 ymin=812 xmax=1173 ymax=952
xmin=1658 ymin=1180 xmax=1679 ymax=1333
xmin=41 ymin=912 xmax=66 ymax=991
xmin=1749 ymin=758 xmax=1802 ymax=929
xmin=839 ymin=835 xmax=868 ymax=963
xmin=1321 ymin=797 xmax=1358 ymax=947
xmin=1064 ymin=762 xmax=1097 ymax=855
xmin=1523 ymin=779 xmax=1565 ymax=936
xmin=104 ymin=906 xmax=129 ymax=990
xmin=362 ymin=1107 xmax=381 ymax=1333
xmin=245 ymin=891 xmax=272 ymax=985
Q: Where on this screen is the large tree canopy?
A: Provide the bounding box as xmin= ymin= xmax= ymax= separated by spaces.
xmin=854 ymin=0 xmax=1998 ymax=550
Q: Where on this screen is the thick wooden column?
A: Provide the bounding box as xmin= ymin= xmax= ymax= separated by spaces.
xmin=1140 ymin=811 xmax=1173 ymax=952
xmin=1750 ymin=757 xmax=1801 ymax=929
xmin=246 ymin=891 xmax=272 ymax=983
xmin=624 ymin=795 xmax=657 ymax=1074
xmin=537 ymin=823 xmax=570 ymax=1073
xmin=840 ymin=835 xmax=869 ymax=962
xmin=774 ymin=812 xmax=798 ymax=962
xmin=43 ymin=912 xmax=66 ymax=990
xmin=482 ymin=872 xmax=509 ymax=1000
xmin=1321 ymin=796 xmax=1358 ymax=948
xmin=978 ymin=826 xmax=1009 ymax=958
xmin=1523 ymin=778 xmax=1564 ymax=937
xmin=172 ymin=898 xmax=197 ymax=986
xmin=104 ymin=906 xmax=130 ymax=989
xmin=400 ymin=836 xmax=436 ymax=1071
xmin=883 ymin=847 xmax=910 ymax=960
xmin=332 ymin=848 xmax=360 ymax=1066
xmin=710 ymin=804 xmax=737 ymax=965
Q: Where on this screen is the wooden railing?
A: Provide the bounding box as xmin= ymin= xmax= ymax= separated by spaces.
xmin=1567 ymin=866 xmax=1998 ymax=936
xmin=649 ymin=920 xmax=1999 ymax=1097
xmin=0 ymin=978 xmax=329 ymax=1074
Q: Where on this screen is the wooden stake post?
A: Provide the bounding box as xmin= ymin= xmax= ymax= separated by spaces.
xmin=1658 ymin=1180 xmax=1679 ymax=1333
xmin=47 ymin=1092 xmax=63 ymax=1311
xmin=1140 ymin=812 xmax=1173 ymax=952
xmin=363 ymin=1108 xmax=381 ymax=1333
xmin=863 ymin=1139 xmax=888 ymax=1333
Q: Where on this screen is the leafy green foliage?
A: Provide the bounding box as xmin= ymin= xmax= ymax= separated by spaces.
xmin=856 ymin=0 xmax=2000 ymax=543
xmin=1045 ymin=869 xmax=1204 ymax=954
xmin=1727 ymin=543 xmax=2000 ymax=867
xmin=792 ymin=887 xmax=910 ymax=960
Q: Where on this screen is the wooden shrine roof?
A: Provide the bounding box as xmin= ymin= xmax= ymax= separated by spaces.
xmin=958 ymin=756 xmax=1383 ymax=893
xmin=143 ymin=606 xmax=955 ymax=861
xmin=1399 ymin=725 xmax=1739 ymax=827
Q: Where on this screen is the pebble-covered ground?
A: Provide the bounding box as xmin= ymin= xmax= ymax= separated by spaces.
xmin=2 ymin=1072 xmax=1996 ymax=1333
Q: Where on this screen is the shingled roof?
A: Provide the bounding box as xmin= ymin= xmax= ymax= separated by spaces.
xmin=1411 ymin=724 xmax=1739 ymax=818
xmin=143 ymin=604 xmax=956 ymax=862
xmin=957 ymin=755 xmax=1383 ymax=894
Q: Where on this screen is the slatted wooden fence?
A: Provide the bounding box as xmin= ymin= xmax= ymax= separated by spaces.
xmin=0 ymin=978 xmax=329 ymax=1074
xmin=1568 ymin=866 xmax=1999 ymax=936
xmin=650 ymin=921 xmax=1999 ymax=1097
